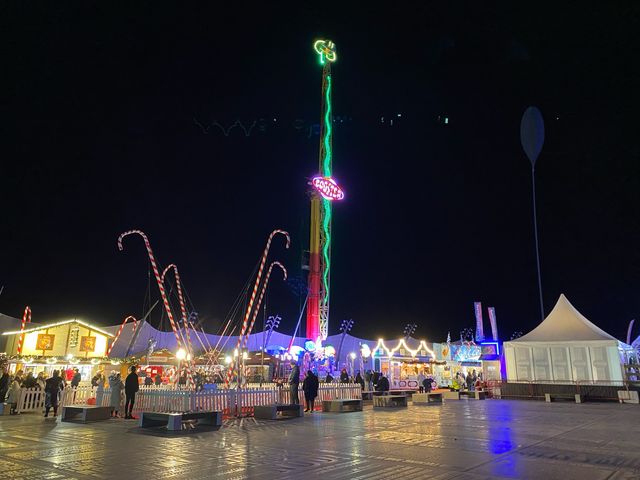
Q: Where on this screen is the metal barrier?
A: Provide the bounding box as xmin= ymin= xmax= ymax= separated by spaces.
xmin=490 ymin=380 xmax=636 ymax=401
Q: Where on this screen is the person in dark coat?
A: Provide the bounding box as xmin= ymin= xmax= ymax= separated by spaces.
xmin=339 ymin=368 xmax=349 ymax=383
xmin=372 ymin=371 xmax=380 ymax=389
xmin=355 ymin=371 xmax=365 ymax=390
xmin=302 ymin=371 xmax=320 ymax=412
xmin=154 ymin=373 xmax=162 ymax=386
xmin=44 ymin=370 xmax=65 ymax=417
xmin=375 ymin=374 xmax=390 ymax=394
xmin=325 ymin=372 xmax=333 ymax=383
xmin=22 ymin=372 xmax=37 ymax=389
xmin=124 ymin=366 xmax=139 ymax=419
xmin=144 ymin=375 xmax=153 ymax=386
xmin=288 ymin=361 xmax=300 ymax=405
xmin=0 ymin=369 xmax=10 ymax=402
xmin=70 ymin=368 xmax=82 ymax=388
xmin=422 ymin=377 xmax=433 ymax=393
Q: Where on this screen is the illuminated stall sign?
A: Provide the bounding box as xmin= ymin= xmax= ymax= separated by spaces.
xmin=312 ymin=176 xmax=345 ymax=201
xmin=36 ymin=334 xmax=55 ymax=350
xmin=80 ymin=336 xmax=96 ymax=352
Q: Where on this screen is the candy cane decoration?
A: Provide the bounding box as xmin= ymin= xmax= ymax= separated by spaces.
xmin=118 ymin=230 xmax=194 ymax=389
xmin=225 ymin=229 xmax=290 ymax=387
xmin=242 ymin=261 xmax=287 ymax=351
xmin=161 ymin=264 xmax=195 ymax=389
xmin=17 ymin=306 xmax=32 ymax=355
xmin=107 ymin=315 xmax=137 ymax=356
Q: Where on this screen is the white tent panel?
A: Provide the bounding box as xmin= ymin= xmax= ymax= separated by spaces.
xmin=504 ymin=294 xmax=629 ymax=385
xmin=550 ymin=347 xmax=571 ymax=381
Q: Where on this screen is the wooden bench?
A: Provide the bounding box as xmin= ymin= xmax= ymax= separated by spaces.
xmin=322 ymin=399 xmax=363 ymax=413
xmin=254 ymin=404 xmax=304 ymax=420
xmin=442 ymin=391 xmax=461 ymax=400
xmin=139 ymin=411 xmax=222 ymax=430
xmin=0 ymin=403 xmax=12 ymax=415
xmin=362 ymin=390 xmax=376 ymax=400
xmin=545 ymin=393 xmax=582 ymax=404
xmin=459 ymin=390 xmax=487 ymax=400
xmin=412 ymin=393 xmax=444 ymax=405
xmin=373 ymin=395 xmax=408 ymax=408
xmin=61 ymin=405 xmax=112 ymax=423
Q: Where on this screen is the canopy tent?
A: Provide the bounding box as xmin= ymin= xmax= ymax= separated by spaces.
xmin=504 ymin=294 xmax=632 ymax=384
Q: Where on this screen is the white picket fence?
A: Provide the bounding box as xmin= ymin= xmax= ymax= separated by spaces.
xmin=15 ymin=383 xmax=362 ymax=416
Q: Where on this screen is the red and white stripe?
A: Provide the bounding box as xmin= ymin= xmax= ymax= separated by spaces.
xmin=161 ymin=264 xmax=195 ymax=389
xmin=17 ymin=306 xmax=32 ymax=355
xmin=107 ymin=315 xmax=137 ymax=356
xmin=225 ymin=229 xmax=290 ymax=387
xmin=118 ymin=230 xmax=194 ymax=389
xmin=242 ymin=261 xmax=287 ymax=351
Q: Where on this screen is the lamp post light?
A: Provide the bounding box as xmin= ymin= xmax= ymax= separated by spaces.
xmin=403 ymin=323 xmax=417 ymax=339
xmin=336 ymin=319 xmax=354 ymax=370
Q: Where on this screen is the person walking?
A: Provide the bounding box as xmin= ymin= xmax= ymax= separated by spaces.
xmin=288 ymin=361 xmax=300 ymax=405
xmin=44 ymin=370 xmax=65 ymax=417
xmin=302 ymin=370 xmax=319 ymax=413
xmin=124 ymin=366 xmax=139 ymax=419
xmin=108 ymin=372 xmax=124 ymax=418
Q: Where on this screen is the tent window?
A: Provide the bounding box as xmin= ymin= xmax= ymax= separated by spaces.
xmin=590 ymin=346 xmax=610 ymax=381
xmin=532 ymin=347 xmax=551 ymax=380
xmin=570 ymin=346 xmax=591 ymax=381
xmin=515 ymin=347 xmax=532 ymax=380
xmin=550 ymin=347 xmax=571 ymax=381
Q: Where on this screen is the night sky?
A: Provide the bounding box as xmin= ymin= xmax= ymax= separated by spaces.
xmin=2 ymin=4 xmax=639 ymax=343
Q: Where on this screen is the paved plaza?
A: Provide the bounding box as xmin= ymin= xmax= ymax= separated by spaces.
xmin=0 ymin=400 xmax=639 ymax=480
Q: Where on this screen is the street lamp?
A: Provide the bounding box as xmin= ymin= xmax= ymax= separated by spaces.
xmin=403 ymin=323 xmax=417 ymax=339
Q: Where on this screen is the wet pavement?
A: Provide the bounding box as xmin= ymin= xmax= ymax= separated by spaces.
xmin=0 ymin=399 xmax=639 ymax=479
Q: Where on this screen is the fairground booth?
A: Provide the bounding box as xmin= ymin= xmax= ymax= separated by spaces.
xmin=1 ymin=318 xmax=115 ymax=382
xmin=372 ymin=339 xmax=442 ymax=389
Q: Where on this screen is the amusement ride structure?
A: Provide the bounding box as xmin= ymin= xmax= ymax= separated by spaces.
xmin=307 ymin=39 xmax=344 ymax=342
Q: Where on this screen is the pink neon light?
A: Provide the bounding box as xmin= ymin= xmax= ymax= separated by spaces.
xmin=312 ymin=176 xmax=345 ymax=201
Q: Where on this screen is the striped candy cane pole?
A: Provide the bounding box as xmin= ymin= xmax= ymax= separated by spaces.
xmin=242 ymin=261 xmax=287 ymax=351
xmin=161 ymin=264 xmax=195 ymax=389
xmin=118 ymin=230 xmax=187 ymax=373
xmin=107 ymin=315 xmax=138 ymax=356
xmin=17 ymin=306 xmax=32 ymax=355
xmin=225 ymin=229 xmax=290 ymax=387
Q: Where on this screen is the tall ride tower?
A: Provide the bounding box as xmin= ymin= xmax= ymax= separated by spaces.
xmin=307 ymin=39 xmax=343 ymax=341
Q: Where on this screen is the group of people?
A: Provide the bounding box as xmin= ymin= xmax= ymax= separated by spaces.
xmin=286 ymin=361 xmax=321 ymax=412
xmin=452 ymin=370 xmax=484 ymax=391
xmin=0 ymin=368 xmax=70 ymax=416
xmin=96 ymin=366 xmax=140 ymax=419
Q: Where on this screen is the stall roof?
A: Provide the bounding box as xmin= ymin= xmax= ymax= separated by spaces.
xmin=512 ymin=294 xmax=618 ymax=343
xmin=2 ymin=318 xmax=114 ymax=338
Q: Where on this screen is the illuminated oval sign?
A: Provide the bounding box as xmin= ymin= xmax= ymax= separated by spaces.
xmin=312 ymin=176 xmax=345 ymax=201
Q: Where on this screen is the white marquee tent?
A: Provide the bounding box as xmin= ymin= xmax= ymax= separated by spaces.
xmin=504 ymin=294 xmax=632 ymax=384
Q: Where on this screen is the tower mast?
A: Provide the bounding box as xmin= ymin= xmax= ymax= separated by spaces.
xmin=307 ymin=39 xmax=338 ymax=341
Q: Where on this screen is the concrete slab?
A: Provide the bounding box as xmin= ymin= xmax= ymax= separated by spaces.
xmin=0 ymin=400 xmax=638 ymax=479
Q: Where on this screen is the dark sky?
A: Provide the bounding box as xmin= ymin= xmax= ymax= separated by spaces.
xmin=2 ymin=3 xmax=639 ymax=343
